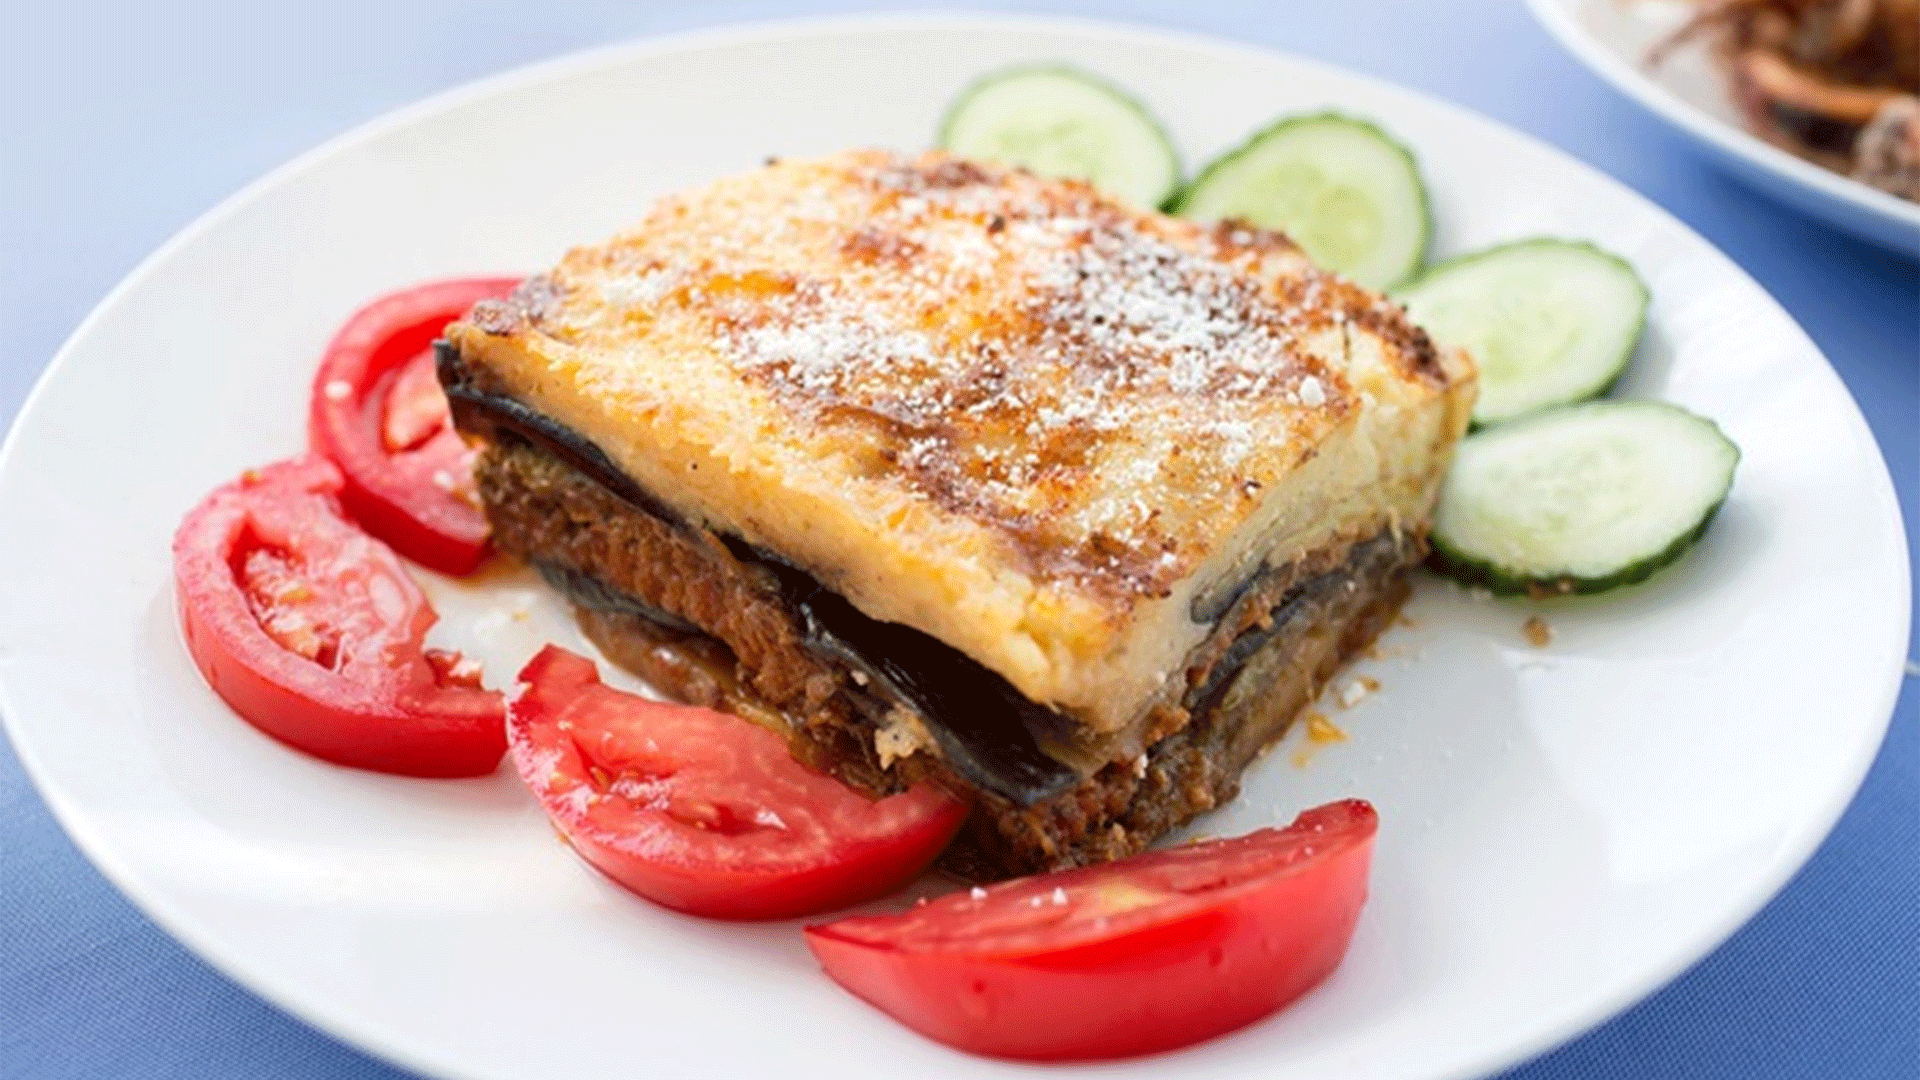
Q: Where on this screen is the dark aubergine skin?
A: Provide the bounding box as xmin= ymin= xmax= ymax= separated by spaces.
xmin=437 ymin=342 xmax=692 ymax=530
xmin=440 ymin=341 xmax=1081 ymax=804
xmin=1180 ymin=536 xmax=1393 ymax=722
xmin=1189 ymin=566 xmax=1261 ymax=624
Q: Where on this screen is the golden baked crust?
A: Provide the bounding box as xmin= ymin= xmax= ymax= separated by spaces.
xmin=446 ymin=149 xmax=1475 ymax=732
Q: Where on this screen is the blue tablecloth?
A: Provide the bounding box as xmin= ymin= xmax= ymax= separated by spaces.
xmin=3 ymin=2 xmax=1914 ymax=1077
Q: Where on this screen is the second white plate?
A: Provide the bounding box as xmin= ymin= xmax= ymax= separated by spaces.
xmin=1528 ymin=0 xmax=1920 ymax=258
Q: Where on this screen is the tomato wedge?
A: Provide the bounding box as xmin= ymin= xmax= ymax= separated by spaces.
xmin=508 ymin=645 xmax=968 ymax=920
xmin=805 ymin=799 xmax=1378 ymax=1061
xmin=173 ymin=456 xmax=506 ymax=777
xmin=308 ymin=277 xmax=518 ymax=575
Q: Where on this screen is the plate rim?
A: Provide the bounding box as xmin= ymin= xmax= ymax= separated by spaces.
xmin=1524 ymin=0 xmax=1920 ymax=238
xmin=1 ymin=11 xmax=1911 ymax=1080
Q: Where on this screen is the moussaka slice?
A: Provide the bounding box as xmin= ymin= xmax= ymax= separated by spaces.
xmin=441 ymin=149 xmax=1475 ymax=879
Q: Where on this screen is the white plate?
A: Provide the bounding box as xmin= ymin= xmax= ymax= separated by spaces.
xmin=1528 ymin=0 xmax=1920 ymax=258
xmin=0 ymin=14 xmax=1909 ymax=1080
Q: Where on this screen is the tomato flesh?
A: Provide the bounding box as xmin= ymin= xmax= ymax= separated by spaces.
xmin=805 ymin=799 xmax=1377 ymax=1061
xmin=309 ymin=277 xmax=518 ymax=575
xmin=173 ymin=456 xmax=505 ymax=777
xmin=508 ymin=645 xmax=968 ymax=920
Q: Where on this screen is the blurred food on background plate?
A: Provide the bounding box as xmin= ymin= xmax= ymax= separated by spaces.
xmin=1650 ymin=0 xmax=1919 ymax=200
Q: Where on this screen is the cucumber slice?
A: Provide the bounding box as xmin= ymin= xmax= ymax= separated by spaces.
xmin=938 ymin=66 xmax=1181 ymax=209
xmin=1170 ymin=113 xmax=1430 ymax=289
xmin=1396 ymin=239 xmax=1649 ymax=428
xmin=1430 ymin=400 xmax=1739 ymax=597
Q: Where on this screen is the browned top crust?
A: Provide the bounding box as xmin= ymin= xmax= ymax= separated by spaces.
xmin=447 ymin=149 xmax=1473 ymax=732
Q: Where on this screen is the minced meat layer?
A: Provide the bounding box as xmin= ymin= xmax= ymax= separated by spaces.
xmin=471 ymin=429 xmax=1416 ymax=879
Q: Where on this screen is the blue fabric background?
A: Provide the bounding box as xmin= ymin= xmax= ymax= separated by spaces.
xmin=2 ymin=2 xmax=1914 ymax=1077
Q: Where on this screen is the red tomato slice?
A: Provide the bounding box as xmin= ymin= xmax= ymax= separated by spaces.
xmin=309 ymin=277 xmax=519 ymax=575
xmin=804 ymin=799 xmax=1378 ymax=1061
xmin=173 ymin=456 xmax=506 ymax=777
xmin=508 ymin=645 xmax=968 ymax=920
